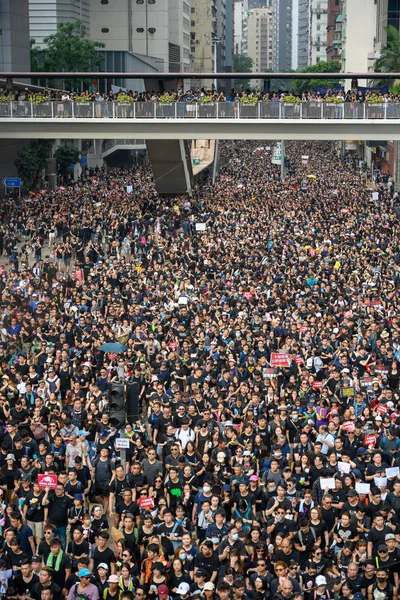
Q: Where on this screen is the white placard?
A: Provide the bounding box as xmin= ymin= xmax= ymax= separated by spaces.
xmin=265 ymin=146 xmax=271 ymax=150
xmin=302 ymin=155 xmax=309 ymax=159
xmin=385 ymin=466 xmax=400 ymax=478
xmin=374 ymin=477 xmax=387 ymax=487
xmin=372 ymin=192 xmax=379 ymax=200
xmin=356 ymin=482 xmax=370 ymax=494
xmin=178 ymin=296 xmax=188 ymax=305
xmin=320 ymin=478 xmax=335 ymax=490
xmin=126 ymin=185 xmax=133 ymax=193
xmin=116 ymin=438 xmax=130 ymax=449
xmin=338 ymin=461 xmax=351 ymax=474
xmin=195 ymin=223 xmax=206 ymax=231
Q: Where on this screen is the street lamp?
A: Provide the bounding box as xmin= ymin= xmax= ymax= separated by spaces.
xmin=212 ymin=35 xmax=222 ymax=91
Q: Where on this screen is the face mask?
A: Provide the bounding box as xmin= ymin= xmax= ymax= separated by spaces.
xmin=231 ymin=533 xmax=239 ymax=541
xmin=268 ymin=487 xmax=276 ymax=492
xmin=377 ymin=577 xmax=386 ymax=583
xmin=203 ymin=486 xmax=211 ymax=493
xmin=211 ymin=537 xmax=219 ymax=544
xmin=292 ymin=415 xmax=299 ymax=420
xmin=179 ymin=553 xmax=187 ymax=561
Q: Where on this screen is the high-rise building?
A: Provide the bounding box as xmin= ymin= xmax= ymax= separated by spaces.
xmin=190 ymin=0 xmax=232 ymax=89
xmin=247 ymin=6 xmax=274 ymax=89
xmin=341 ymin=0 xmax=376 ymax=86
xmin=29 ymin=0 xmax=90 ymax=47
xmin=297 ymin=0 xmax=328 ymax=67
xmin=89 ymin=0 xmax=190 ymax=73
xmin=273 ymin=0 xmax=293 ymax=71
xmin=234 ymin=0 xmax=249 ymax=55
xmin=0 ymin=0 xmax=30 ymax=70
xmin=326 ymin=0 xmax=342 ymax=63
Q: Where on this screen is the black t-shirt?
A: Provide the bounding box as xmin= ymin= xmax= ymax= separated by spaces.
xmin=157 ymin=522 xmax=184 ymax=557
xmin=115 ymin=500 xmax=140 ymax=518
xmin=193 ymin=551 xmax=219 ymax=579
xmin=320 ymin=506 xmax=337 ymax=532
xmin=38 ymin=539 xmax=51 ymax=561
xmin=14 ymin=573 xmax=39 ymax=597
xmin=46 ymin=552 xmax=71 ymax=587
xmin=24 ymin=491 xmax=45 ymax=522
xmin=367 ymin=526 xmax=392 ymax=555
xmin=333 ymin=522 xmax=358 ymax=547
xmin=32 ymin=582 xmax=61 ymax=600
xmin=48 ymin=493 xmax=72 ymax=527
xmin=109 ymin=477 xmax=132 ymax=499
xmin=92 ymin=545 xmax=116 ymax=570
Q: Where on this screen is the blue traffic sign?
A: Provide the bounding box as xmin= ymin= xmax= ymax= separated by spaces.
xmin=2 ymin=177 xmax=21 ymax=187
xmin=81 ymin=156 xmax=87 ymax=166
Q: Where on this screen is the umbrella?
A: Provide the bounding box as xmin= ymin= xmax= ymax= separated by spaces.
xmin=307 ymin=174 xmax=317 ymax=179
xmin=99 ymin=342 xmax=127 ymax=353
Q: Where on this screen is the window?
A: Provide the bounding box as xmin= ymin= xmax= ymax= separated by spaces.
xmin=101 ymin=28 xmax=109 ymax=32
xmin=191 ymin=46 xmax=195 ymax=52
xmin=148 ymin=27 xmax=156 ymax=33
xmin=148 ymin=0 xmax=156 ymax=4
xmin=191 ymin=7 xmax=195 ymax=12
xmin=136 ymin=27 xmax=144 ymax=32
xmin=100 ymin=0 xmax=108 ymax=4
xmin=136 ymin=0 xmax=144 ymax=3
xmin=191 ymin=20 xmax=195 ymax=26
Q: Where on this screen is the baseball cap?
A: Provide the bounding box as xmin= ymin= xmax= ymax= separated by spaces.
xmin=250 ymin=475 xmax=259 ymax=481
xmin=347 ymin=490 xmax=358 ymax=497
xmin=108 ymin=575 xmax=119 ymax=583
xmin=217 ymin=452 xmax=226 ymax=463
xmin=78 ymin=568 xmax=91 ymax=577
xmin=378 ymin=544 xmax=388 ymax=552
xmin=98 ymin=563 xmax=109 ymax=570
xmin=176 ymin=583 xmax=190 ymax=595
xmin=74 ymin=494 xmax=83 ymax=501
xmin=78 ymin=430 xmax=89 ymax=436
xmin=315 ymin=576 xmax=327 ymax=586
xmin=31 ymin=556 xmax=42 ymax=563
xmin=204 ymin=583 xmax=215 ymax=591
xmin=385 ymin=533 xmax=395 ymax=541
xmin=357 ymin=447 xmax=368 ymax=456
xmin=158 ymin=585 xmax=169 ymax=599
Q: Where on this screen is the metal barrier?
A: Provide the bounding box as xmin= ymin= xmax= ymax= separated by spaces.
xmin=2 ymin=101 xmax=400 ymax=120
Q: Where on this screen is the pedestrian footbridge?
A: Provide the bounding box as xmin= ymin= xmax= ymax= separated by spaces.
xmin=2 ymin=101 xmax=399 ymax=195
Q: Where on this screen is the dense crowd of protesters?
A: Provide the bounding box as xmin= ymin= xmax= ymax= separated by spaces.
xmin=0 ymin=140 xmax=399 ymax=600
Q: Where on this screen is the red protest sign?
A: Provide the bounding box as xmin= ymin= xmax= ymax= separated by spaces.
xmin=270 ymin=353 xmax=292 ymax=368
xmin=312 ymin=381 xmax=323 ymax=390
xmin=341 ymin=421 xmax=355 ymax=432
xmin=137 ymin=497 xmax=155 ymax=510
xmin=294 ymin=355 xmax=305 ymax=365
xmin=299 ymin=325 xmax=308 ymax=333
xmin=376 ymin=404 xmax=388 ymax=414
xmin=364 ymin=434 xmax=376 ymax=446
xmin=243 ymin=292 xmax=254 ymax=300
xmin=38 ymin=474 xmax=58 ymax=490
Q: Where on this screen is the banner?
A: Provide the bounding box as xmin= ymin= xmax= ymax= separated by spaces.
xmin=138 ymin=497 xmax=155 ymax=510
xmin=364 ymin=434 xmax=376 ymax=446
xmin=341 ymin=421 xmax=355 ymax=432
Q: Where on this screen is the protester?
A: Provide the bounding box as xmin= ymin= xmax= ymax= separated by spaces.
xmin=0 ymin=138 xmax=399 ymax=600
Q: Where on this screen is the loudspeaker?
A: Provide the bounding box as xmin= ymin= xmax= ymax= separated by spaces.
xmin=126 ymin=381 xmax=140 ymax=424
xmin=108 ymin=381 xmax=126 ymax=428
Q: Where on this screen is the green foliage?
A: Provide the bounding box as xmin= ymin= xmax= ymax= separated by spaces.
xmin=158 ymin=94 xmax=175 ymax=103
xmin=373 ymin=26 xmax=400 ymax=89
xmin=240 ymin=95 xmax=258 ymax=104
xmin=233 ymin=54 xmax=254 ymax=90
xmin=324 ymin=96 xmax=343 ymax=103
xmin=15 ymin=140 xmax=53 ymax=191
xmin=30 ymin=21 xmax=105 ymax=90
xmin=54 ymin=144 xmax=81 ymax=175
xmin=281 ymin=95 xmax=300 ymax=104
xmin=292 ymin=61 xmax=341 ymax=94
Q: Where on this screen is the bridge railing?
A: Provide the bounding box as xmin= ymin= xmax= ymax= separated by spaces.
xmin=2 ymin=101 xmax=400 ymax=120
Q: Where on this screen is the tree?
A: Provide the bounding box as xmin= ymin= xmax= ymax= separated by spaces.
xmin=54 ymin=144 xmax=81 ymax=176
xmin=233 ymin=54 xmax=254 ymax=90
xmin=30 ymin=21 xmax=105 ymax=90
xmin=292 ymin=60 xmax=341 ymax=94
xmin=15 ymin=140 xmax=53 ymax=191
xmin=372 ymin=25 xmax=400 ymax=89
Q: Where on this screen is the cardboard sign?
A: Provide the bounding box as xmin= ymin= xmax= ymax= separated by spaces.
xmin=116 ymin=438 xmax=130 ymax=449
xmin=320 ymin=478 xmax=336 ymax=490
xmin=342 ymin=421 xmax=355 ymax=432
xmin=270 ymin=353 xmax=292 ymax=368
xmin=137 ymin=497 xmax=155 ymax=510
xmin=372 ymin=192 xmax=379 ymax=200
xmin=38 ymin=474 xmax=58 ymax=490
xmin=195 ymin=223 xmax=206 ymax=231
xmin=338 ymin=461 xmax=351 ymax=474
xmin=374 ymin=477 xmax=387 ymax=487
xmin=376 ymin=403 xmax=388 ymax=414
xmin=342 ymin=387 xmax=355 ymax=397
xmin=126 ymin=186 xmax=133 ymax=193
xmin=364 ymin=434 xmax=377 ymax=446
xmin=178 ymin=296 xmax=188 ymax=305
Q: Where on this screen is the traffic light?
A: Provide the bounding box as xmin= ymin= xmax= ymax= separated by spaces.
xmin=126 ymin=381 xmax=140 ymax=424
xmin=108 ymin=382 xmax=126 ymax=428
